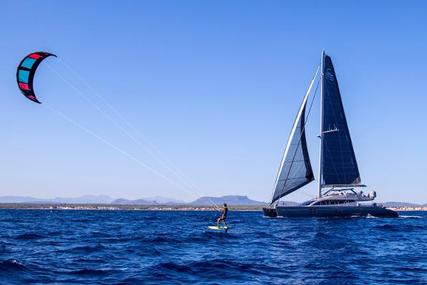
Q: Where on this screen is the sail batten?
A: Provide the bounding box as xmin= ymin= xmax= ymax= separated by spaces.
xmin=320 ymin=55 xmax=361 ymax=187
xmin=271 ymin=68 xmax=318 ymax=204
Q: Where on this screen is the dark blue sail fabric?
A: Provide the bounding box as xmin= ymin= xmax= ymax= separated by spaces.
xmin=272 ymin=103 xmax=314 ymax=204
xmin=321 ymin=55 xmax=361 ymax=187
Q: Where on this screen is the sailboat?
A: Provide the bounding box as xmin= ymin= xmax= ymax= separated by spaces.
xmin=263 ymin=51 xmax=398 ymax=218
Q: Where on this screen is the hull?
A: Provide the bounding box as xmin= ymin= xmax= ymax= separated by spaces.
xmin=265 ymin=205 xmax=398 ymax=218
xmin=262 ymin=207 xmax=278 ymax=217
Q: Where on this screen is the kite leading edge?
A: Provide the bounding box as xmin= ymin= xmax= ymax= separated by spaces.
xmin=16 ymin=52 xmax=56 ymax=104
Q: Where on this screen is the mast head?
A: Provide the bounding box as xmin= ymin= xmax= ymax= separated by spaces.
xmin=320 ymin=50 xmax=326 ymax=75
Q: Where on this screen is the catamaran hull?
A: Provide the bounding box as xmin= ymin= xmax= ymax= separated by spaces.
xmin=265 ymin=206 xmax=398 ymax=218
xmin=262 ymin=207 xmax=278 ymax=217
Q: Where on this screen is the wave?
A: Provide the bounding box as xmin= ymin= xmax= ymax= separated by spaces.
xmin=399 ymin=215 xmax=423 ymax=219
xmin=373 ymin=224 xmax=425 ymax=232
xmin=137 ymin=234 xmax=178 ymax=244
xmin=66 ymin=244 xmax=107 ymax=253
xmin=313 ymin=232 xmax=333 ymax=239
xmin=0 ymin=210 xmax=425 ymax=284
xmin=69 ymin=268 xmax=116 ymax=276
xmin=15 ymin=233 xmax=45 ymax=240
xmin=154 ymin=259 xmax=275 ymax=277
xmin=0 ymin=259 xmax=27 ymax=271
xmin=89 ymin=231 xmax=112 ymax=238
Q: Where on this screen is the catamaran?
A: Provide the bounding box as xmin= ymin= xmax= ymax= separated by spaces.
xmin=263 ymin=51 xmax=397 ymax=218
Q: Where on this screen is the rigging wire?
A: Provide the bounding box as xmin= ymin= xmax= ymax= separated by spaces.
xmin=55 ymin=58 xmax=207 ymax=192
xmin=43 ymin=104 xmax=183 ymax=190
xmin=296 ymin=74 xmax=321 ymax=200
xmin=43 ymin=103 xmax=220 ymax=209
xmin=44 ymin=62 xmax=220 ymax=209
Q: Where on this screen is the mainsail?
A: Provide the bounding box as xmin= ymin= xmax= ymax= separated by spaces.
xmin=271 ymin=69 xmax=318 ymax=204
xmin=320 ymin=54 xmax=361 ymax=187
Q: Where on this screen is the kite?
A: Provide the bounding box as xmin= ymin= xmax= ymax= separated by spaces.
xmin=16 ymin=52 xmax=56 ymax=103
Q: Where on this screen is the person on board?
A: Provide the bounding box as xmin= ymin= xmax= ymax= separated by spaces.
xmin=216 ymin=203 xmax=228 ymax=227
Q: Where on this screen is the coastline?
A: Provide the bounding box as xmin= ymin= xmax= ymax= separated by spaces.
xmin=0 ymin=203 xmax=263 ymax=211
xmin=389 ymin=207 xmax=427 ymax=212
xmin=0 ymin=203 xmax=426 ymax=212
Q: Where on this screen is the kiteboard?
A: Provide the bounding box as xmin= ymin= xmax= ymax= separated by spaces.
xmin=208 ymin=225 xmax=230 ymax=231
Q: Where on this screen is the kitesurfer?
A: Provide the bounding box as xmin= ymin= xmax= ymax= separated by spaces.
xmin=216 ymin=203 xmax=228 ymax=227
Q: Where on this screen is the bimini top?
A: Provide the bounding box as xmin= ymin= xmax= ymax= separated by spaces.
xmin=16 ymin=52 xmax=56 ymax=104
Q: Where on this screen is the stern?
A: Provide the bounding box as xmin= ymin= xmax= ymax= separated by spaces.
xmin=263 ymin=207 xmax=278 ymax=217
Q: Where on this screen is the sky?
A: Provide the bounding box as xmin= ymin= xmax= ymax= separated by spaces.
xmin=1 ymin=1 xmax=426 ymax=203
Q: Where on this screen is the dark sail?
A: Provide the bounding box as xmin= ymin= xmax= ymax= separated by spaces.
xmin=321 ymin=55 xmax=361 ymax=187
xmin=271 ymin=80 xmax=315 ymax=204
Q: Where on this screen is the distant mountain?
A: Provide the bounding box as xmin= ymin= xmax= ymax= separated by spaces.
xmin=0 ymin=196 xmax=44 ymax=203
xmin=49 ymin=195 xmax=114 ymax=204
xmin=190 ymin=195 xmax=266 ymax=206
xmin=1 ymin=195 xmax=423 ymax=208
xmin=0 ymin=195 xmax=184 ymax=205
xmin=0 ymin=195 xmax=114 ymax=204
xmin=382 ymin=202 xmax=421 ymax=208
xmin=143 ymin=196 xmax=186 ymax=205
xmin=111 ymin=198 xmax=152 ymax=205
xmin=111 ymin=196 xmax=185 ymax=205
xmin=277 ymin=201 xmax=299 ymax=206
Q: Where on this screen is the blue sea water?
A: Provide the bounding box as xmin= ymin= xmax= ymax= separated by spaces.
xmin=0 ymin=210 xmax=426 ymax=284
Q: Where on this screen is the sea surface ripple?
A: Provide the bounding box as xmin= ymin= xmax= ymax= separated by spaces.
xmin=0 ymin=210 xmax=426 ymax=284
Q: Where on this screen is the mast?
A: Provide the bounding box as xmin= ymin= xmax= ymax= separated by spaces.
xmin=318 ymin=50 xmax=325 ymax=198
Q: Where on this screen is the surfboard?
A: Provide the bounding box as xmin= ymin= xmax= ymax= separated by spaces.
xmin=208 ymin=225 xmax=230 ymax=231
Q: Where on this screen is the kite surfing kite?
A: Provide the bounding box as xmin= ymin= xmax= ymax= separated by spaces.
xmin=16 ymin=51 xmax=56 ymax=104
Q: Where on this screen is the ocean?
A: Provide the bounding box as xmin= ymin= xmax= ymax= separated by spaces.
xmin=0 ymin=210 xmax=425 ymax=284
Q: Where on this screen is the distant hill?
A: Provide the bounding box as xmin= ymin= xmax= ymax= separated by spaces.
xmin=382 ymin=202 xmax=421 ymax=208
xmin=190 ymin=195 xmax=266 ymax=206
xmin=49 ymin=195 xmax=114 ymax=204
xmin=0 ymin=195 xmax=184 ymax=205
xmin=143 ymin=196 xmax=186 ymax=205
xmin=0 ymin=195 xmax=114 ymax=204
xmin=277 ymin=201 xmax=299 ymax=206
xmin=0 ymin=196 xmax=44 ymax=203
xmin=111 ymin=196 xmax=186 ymax=205
xmin=111 ymin=198 xmax=152 ymax=205
xmin=0 ymin=195 xmax=424 ymax=208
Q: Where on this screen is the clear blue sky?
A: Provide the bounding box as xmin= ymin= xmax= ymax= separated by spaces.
xmin=1 ymin=1 xmax=426 ymax=202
